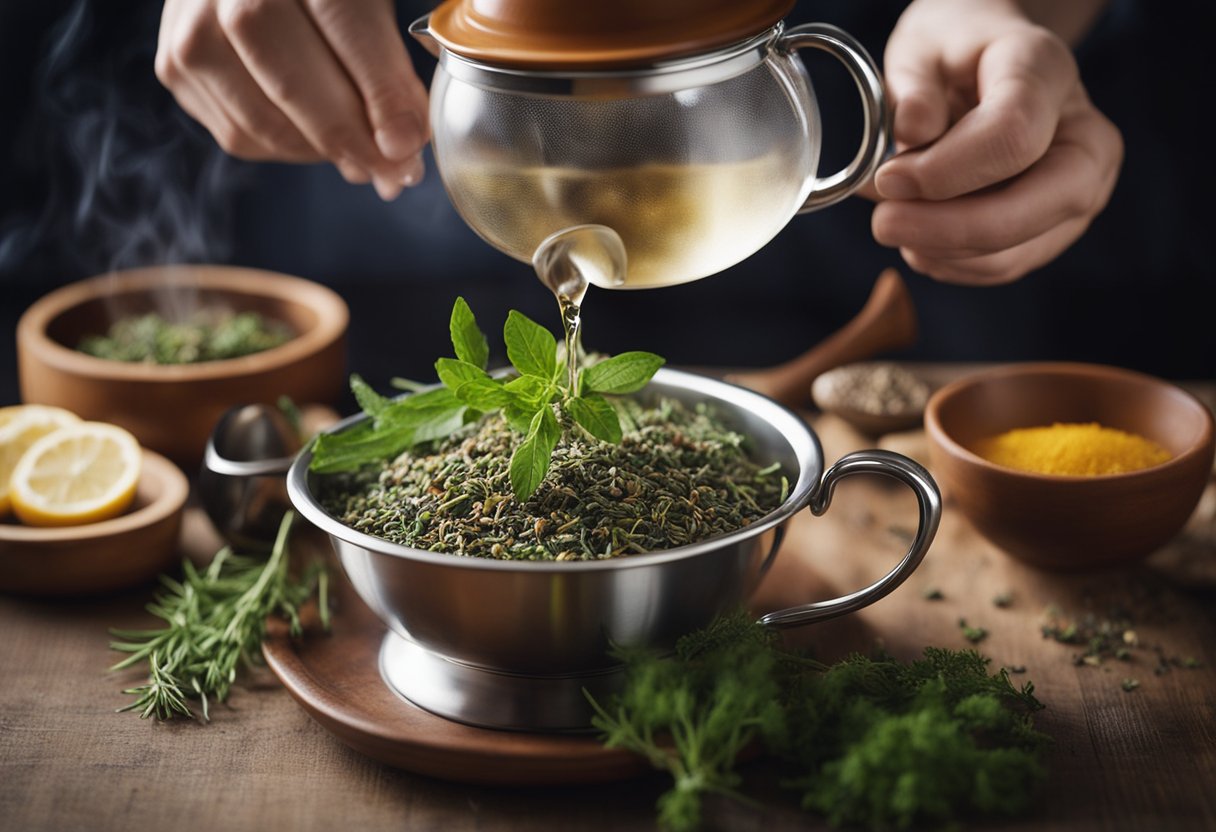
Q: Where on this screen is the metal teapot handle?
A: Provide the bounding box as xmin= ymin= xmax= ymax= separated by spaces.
xmin=779 ymin=24 xmax=891 ymax=213
xmin=759 ymin=451 xmax=940 ymax=628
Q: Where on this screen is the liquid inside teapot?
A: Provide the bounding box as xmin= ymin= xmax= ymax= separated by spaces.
xmin=445 ymin=155 xmax=806 ymax=289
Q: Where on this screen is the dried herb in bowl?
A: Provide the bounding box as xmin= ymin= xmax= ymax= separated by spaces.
xmin=79 ymin=310 xmax=293 ymax=364
xmin=312 ymin=298 xmax=788 ymax=561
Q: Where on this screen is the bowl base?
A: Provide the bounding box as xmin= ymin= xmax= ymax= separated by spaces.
xmin=379 ymin=632 xmax=623 ymax=732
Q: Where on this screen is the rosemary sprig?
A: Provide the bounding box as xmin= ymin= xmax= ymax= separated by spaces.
xmin=110 ymin=511 xmax=328 ymax=721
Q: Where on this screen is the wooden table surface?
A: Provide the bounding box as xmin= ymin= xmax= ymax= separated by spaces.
xmin=3 ymin=366 xmax=1214 ymax=832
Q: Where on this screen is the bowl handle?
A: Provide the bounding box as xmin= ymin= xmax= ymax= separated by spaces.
xmin=758 ymin=450 xmax=940 ymax=628
xmin=779 ymin=23 xmax=891 ymax=213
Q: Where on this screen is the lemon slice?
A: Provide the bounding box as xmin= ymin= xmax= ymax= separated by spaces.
xmin=0 ymin=405 xmax=81 ymax=517
xmin=9 ymin=422 xmax=141 ymax=527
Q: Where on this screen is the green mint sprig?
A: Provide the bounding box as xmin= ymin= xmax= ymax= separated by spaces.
xmin=310 ymin=297 xmax=665 ymax=501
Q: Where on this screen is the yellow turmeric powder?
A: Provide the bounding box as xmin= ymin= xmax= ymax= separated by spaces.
xmin=973 ymin=422 xmax=1171 ymax=476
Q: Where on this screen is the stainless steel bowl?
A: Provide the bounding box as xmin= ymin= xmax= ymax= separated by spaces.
xmin=288 ymin=368 xmax=940 ymax=730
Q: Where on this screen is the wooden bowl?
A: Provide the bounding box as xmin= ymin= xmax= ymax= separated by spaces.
xmin=0 ymin=449 xmax=188 ymax=596
xmin=17 ymin=265 xmax=348 ymax=467
xmin=925 ymin=363 xmax=1214 ymax=570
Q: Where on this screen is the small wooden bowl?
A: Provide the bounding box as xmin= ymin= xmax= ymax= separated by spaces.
xmin=17 ymin=265 xmax=348 ymax=467
xmin=0 ymin=449 xmax=188 ymax=596
xmin=925 ymin=363 xmax=1214 ymax=570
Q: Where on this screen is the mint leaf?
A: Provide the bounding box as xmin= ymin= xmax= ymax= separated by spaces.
xmin=504 ymin=401 xmax=540 ymax=434
xmin=504 ymin=310 xmax=557 ymax=379
xmin=505 ymin=374 xmax=555 ymax=407
xmin=449 ymin=297 xmax=489 ymax=370
xmin=567 ymin=394 xmax=622 ymax=444
xmin=509 ymin=405 xmax=560 ymax=501
xmin=350 ymin=374 xmax=390 ymax=420
xmin=378 ymin=387 xmax=462 ymax=428
xmin=435 ymin=357 xmax=489 ymax=391
xmin=580 ymin=351 xmax=665 ymax=395
xmin=310 ymin=422 xmax=415 ymax=473
xmin=311 ymin=386 xmax=468 ymax=472
xmin=409 ymin=404 xmax=468 ymax=444
xmin=455 ymin=378 xmax=515 ymax=412
xmin=389 ymin=388 xmax=470 ymax=444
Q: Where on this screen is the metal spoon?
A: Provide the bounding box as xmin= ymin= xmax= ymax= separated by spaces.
xmin=198 ymin=403 xmax=301 ymax=551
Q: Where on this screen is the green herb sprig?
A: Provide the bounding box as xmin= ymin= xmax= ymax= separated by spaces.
xmin=589 ymin=611 xmax=1050 ymax=832
xmin=310 ymin=298 xmax=665 ymax=501
xmin=110 ymin=512 xmax=328 ymax=721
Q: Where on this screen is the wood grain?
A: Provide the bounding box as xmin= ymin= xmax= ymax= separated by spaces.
xmin=2 ymin=371 xmax=1214 ymax=832
xmin=261 ymin=560 xmax=649 ymax=785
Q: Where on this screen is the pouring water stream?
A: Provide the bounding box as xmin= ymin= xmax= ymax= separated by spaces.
xmin=531 ymin=224 xmax=627 ymax=390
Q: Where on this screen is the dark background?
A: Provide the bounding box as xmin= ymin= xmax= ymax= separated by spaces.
xmin=1 ymin=0 xmax=1212 ymax=410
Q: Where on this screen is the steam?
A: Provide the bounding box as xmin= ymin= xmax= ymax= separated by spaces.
xmin=0 ymin=0 xmax=241 ymax=320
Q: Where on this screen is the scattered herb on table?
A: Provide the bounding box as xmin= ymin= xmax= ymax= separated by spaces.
xmin=79 ymin=310 xmax=293 ymax=364
xmin=589 ymin=611 xmax=1050 ymax=832
xmin=993 ymin=591 xmax=1014 ymax=608
xmin=959 ymin=618 xmax=989 ymax=644
xmin=1121 ymin=678 xmax=1141 ymax=693
xmin=922 ymin=586 xmax=944 ymax=601
xmin=110 ymin=512 xmax=328 ymax=720
xmin=1040 ymin=602 xmax=1205 ymax=689
xmin=313 ymin=298 xmax=786 ymax=560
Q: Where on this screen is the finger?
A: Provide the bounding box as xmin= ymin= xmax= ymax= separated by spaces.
xmin=882 ymin=20 xmax=951 ymax=151
xmin=164 ymin=0 xmax=323 ymax=163
xmin=303 ymin=0 xmax=429 ymax=164
xmin=872 ymin=107 xmax=1119 ymax=257
xmin=157 ymin=18 xmax=272 ymax=158
xmin=336 ymin=159 xmax=373 ymax=185
xmin=900 ymin=215 xmax=1093 ymax=286
xmin=217 ymin=0 xmax=408 ymax=184
xmin=877 ymin=26 xmax=1077 ymax=202
xmin=157 ymin=1 xmax=231 ymax=139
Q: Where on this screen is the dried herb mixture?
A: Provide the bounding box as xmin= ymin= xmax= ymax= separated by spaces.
xmin=79 ymin=310 xmax=293 ymax=364
xmin=313 ymin=298 xmax=786 ymax=560
xmin=327 ymin=397 xmax=787 ymax=560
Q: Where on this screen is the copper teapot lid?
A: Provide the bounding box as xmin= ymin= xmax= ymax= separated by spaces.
xmin=426 ymin=0 xmax=795 ymax=70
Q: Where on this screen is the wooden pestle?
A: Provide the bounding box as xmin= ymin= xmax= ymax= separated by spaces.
xmin=726 ymin=268 xmax=918 ymax=408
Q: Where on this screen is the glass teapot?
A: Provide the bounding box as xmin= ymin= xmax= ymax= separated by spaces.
xmin=411 ymin=0 xmax=889 ymax=289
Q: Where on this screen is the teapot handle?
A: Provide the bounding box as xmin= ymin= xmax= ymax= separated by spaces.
xmin=779 ymin=24 xmax=892 ymax=213
xmin=758 ymin=451 xmax=940 ymax=628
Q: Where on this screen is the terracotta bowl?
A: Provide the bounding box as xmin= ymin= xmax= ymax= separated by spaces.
xmin=925 ymin=362 xmax=1214 ymax=570
xmin=17 ymin=266 xmax=348 ymax=466
xmin=0 ymin=449 xmax=188 ymax=596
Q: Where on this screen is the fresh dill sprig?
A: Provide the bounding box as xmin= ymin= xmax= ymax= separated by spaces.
xmin=589 ymin=611 xmax=1050 ymax=832
xmin=110 ymin=511 xmax=329 ymax=721
xmin=588 ymin=613 xmax=785 ymax=831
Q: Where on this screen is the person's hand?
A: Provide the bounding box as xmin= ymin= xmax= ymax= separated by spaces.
xmin=870 ymin=0 xmax=1123 ymax=285
xmin=156 ymin=0 xmax=429 ymax=200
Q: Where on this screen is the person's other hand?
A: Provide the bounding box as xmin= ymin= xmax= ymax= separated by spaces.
xmin=870 ymin=0 xmax=1122 ymax=285
xmin=156 ymin=0 xmax=429 ymax=200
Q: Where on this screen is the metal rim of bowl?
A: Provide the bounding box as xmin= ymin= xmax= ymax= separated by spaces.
xmin=287 ymin=367 xmax=824 ymax=573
